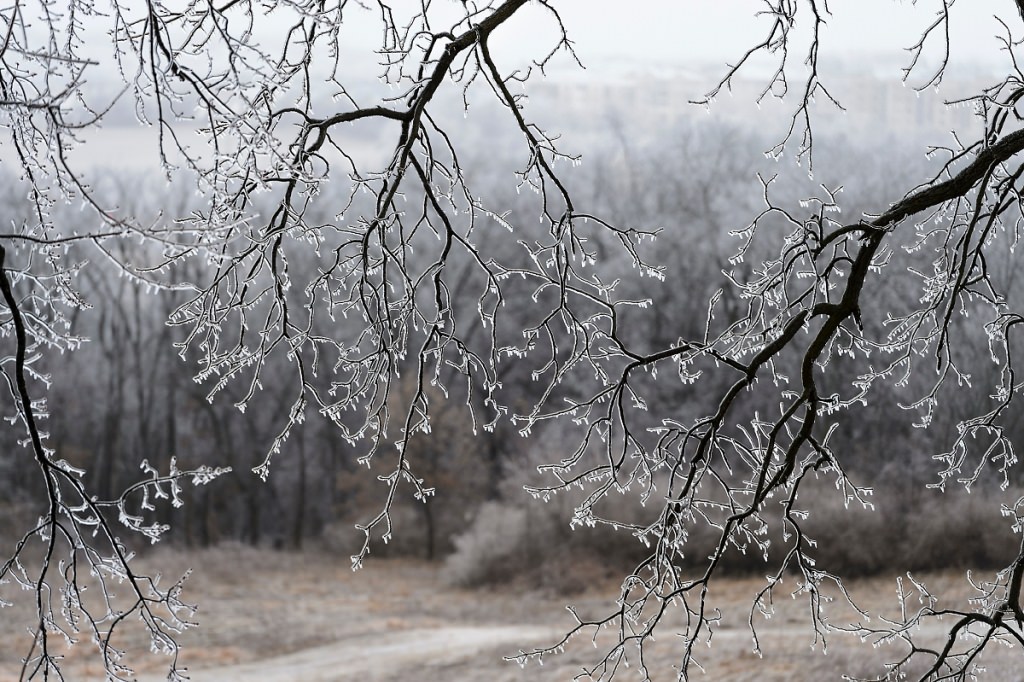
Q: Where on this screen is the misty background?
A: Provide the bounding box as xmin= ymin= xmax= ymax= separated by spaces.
xmin=0 ymin=39 xmax=1018 ymax=580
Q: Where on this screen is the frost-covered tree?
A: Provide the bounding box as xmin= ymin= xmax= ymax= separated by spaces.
xmin=3 ymin=1 xmax=1024 ymax=680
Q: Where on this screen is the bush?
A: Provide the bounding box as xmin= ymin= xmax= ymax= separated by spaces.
xmin=803 ymin=482 xmax=1021 ymax=575
xmin=442 ymin=478 xmax=1024 ymax=589
xmin=443 ymin=502 xmax=534 ymax=587
xmin=443 ymin=494 xmax=658 ymax=591
xmin=321 ymin=505 xmax=433 ymax=559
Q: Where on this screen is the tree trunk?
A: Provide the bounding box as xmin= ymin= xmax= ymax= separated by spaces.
xmin=422 ymin=499 xmax=436 ymax=561
xmin=291 ymin=428 xmax=307 ymax=549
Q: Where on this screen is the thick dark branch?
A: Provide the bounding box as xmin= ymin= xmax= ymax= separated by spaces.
xmin=875 ymin=128 xmax=1024 ymax=228
xmin=0 ymin=245 xmax=47 ymax=466
xmin=279 ymin=105 xmax=410 ymax=127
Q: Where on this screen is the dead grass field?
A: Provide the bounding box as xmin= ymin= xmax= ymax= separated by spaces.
xmin=1 ymin=545 xmax=1021 ymax=681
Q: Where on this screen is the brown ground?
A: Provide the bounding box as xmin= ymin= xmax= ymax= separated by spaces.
xmin=0 ymin=546 xmax=1021 ymax=681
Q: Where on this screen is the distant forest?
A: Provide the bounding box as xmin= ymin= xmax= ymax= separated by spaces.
xmin=3 ymin=116 xmax=1018 ymax=581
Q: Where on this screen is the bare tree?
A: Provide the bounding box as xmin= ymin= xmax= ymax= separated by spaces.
xmin=4 ymin=1 xmax=1024 ymax=680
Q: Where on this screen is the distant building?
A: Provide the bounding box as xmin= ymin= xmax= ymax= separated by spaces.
xmin=525 ymin=64 xmax=987 ymax=147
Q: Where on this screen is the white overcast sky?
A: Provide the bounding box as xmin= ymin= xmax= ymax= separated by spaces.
xmin=65 ymin=1 xmax=1021 ymax=169
xmin=484 ymin=0 xmax=1014 ymax=76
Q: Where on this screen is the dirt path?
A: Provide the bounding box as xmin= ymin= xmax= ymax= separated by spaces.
xmin=139 ymin=625 xmax=560 ymax=682
xmin=5 ymin=550 xmax=1020 ymax=681
xmin=134 ymin=622 xmax=863 ymax=682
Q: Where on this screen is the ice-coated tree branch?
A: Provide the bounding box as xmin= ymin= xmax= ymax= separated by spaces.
xmin=5 ymin=0 xmax=1024 ymax=680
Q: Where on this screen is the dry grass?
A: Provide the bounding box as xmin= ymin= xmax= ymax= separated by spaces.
xmin=0 ymin=545 xmax=1021 ymax=681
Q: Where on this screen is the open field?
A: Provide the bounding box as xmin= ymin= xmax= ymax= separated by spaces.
xmin=1 ymin=545 xmax=1021 ymax=681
